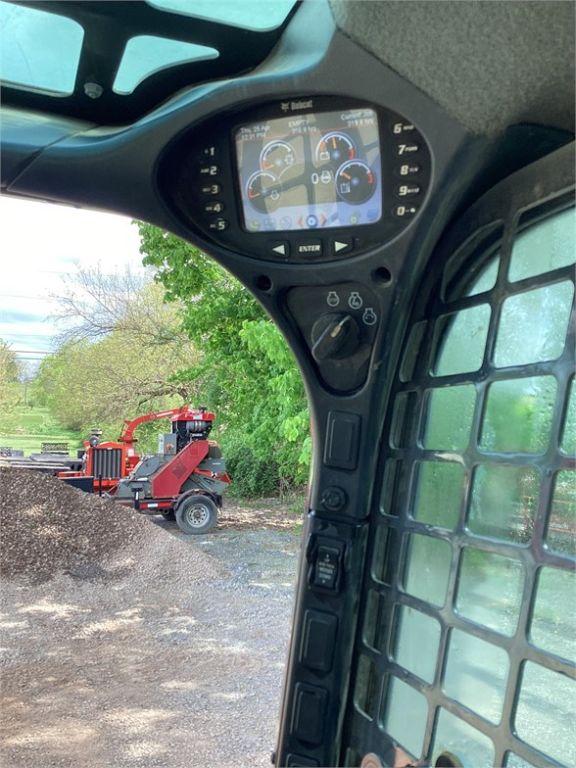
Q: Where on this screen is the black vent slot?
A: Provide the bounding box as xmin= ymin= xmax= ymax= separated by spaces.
xmin=92 ymin=448 xmax=122 ymax=479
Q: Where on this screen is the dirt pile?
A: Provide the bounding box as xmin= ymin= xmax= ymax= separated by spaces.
xmin=0 ymin=468 xmax=222 ymax=584
xmin=0 ymin=467 xmax=299 ymax=768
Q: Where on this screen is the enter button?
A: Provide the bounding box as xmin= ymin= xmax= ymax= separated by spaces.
xmin=296 ymin=240 xmax=323 ymax=256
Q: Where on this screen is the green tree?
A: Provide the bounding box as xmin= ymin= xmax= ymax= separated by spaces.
xmin=137 ymin=222 xmax=310 ymax=495
xmin=0 ymin=340 xmax=21 ymax=411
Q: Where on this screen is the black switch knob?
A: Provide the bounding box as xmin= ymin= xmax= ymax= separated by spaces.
xmin=311 ymin=313 xmax=361 ymax=362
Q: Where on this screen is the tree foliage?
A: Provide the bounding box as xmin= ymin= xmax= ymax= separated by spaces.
xmin=33 ymin=276 xmax=200 ymax=452
xmin=0 ymin=340 xmax=21 ymax=411
xmin=138 ymin=222 xmax=311 ymax=495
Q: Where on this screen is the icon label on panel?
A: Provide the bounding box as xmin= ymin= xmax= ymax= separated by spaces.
xmin=327 ymin=291 xmax=340 ymax=307
xmin=362 ymin=308 xmax=377 ymax=326
xmin=348 ymin=291 xmax=363 ymax=310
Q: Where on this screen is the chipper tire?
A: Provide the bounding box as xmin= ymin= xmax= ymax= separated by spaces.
xmin=175 ymin=494 xmax=218 ymax=535
xmin=161 ymin=510 xmax=176 ymax=522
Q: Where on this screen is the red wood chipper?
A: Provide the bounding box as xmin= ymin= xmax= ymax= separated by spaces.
xmin=58 ymin=406 xmax=231 ymax=534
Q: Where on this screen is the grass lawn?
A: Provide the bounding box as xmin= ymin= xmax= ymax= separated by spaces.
xmin=0 ymin=403 xmax=82 ymax=456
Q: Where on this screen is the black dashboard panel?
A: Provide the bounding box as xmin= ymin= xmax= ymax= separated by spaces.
xmin=159 ymin=96 xmax=431 ymax=263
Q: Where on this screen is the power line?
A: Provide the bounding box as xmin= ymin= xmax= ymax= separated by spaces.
xmin=0 ymin=294 xmax=55 ymax=300
xmin=10 ymin=349 xmax=50 ymax=355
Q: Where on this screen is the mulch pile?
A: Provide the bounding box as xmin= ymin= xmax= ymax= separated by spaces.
xmin=0 ymin=468 xmax=222 ymax=584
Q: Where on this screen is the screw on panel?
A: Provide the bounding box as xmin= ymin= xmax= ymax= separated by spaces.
xmin=84 ymin=82 xmax=104 ymax=99
xmin=320 ymin=486 xmax=347 ymax=512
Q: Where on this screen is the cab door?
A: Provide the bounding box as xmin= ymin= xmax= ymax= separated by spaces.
xmin=340 ymin=147 xmax=575 ymax=767
xmin=277 ymin=143 xmax=575 ymax=768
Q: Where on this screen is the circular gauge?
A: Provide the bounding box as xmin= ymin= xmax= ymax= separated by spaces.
xmin=335 ymin=160 xmax=377 ymax=205
xmin=245 ymin=171 xmax=282 ymax=213
xmin=260 ymin=140 xmax=296 ymax=176
xmin=316 ymin=132 xmax=356 ymax=165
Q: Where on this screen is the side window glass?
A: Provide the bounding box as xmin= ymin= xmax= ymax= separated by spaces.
xmin=508 ymin=207 xmax=575 ymax=281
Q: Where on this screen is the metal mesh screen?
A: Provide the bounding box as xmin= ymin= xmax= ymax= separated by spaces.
xmin=344 ymin=202 xmax=575 ymax=768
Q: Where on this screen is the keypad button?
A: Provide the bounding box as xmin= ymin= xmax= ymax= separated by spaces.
xmin=396 ymin=184 xmax=421 ymax=198
xmin=393 ymin=204 xmax=419 ymax=218
xmin=204 ymin=201 xmax=224 ymax=213
xmin=395 ymin=142 xmax=419 ymax=156
xmin=392 ymin=121 xmax=415 ymax=134
xmin=208 ymin=218 xmax=228 ymax=231
xmin=200 ymin=183 xmax=221 ymax=195
xmin=396 ymin=162 xmax=421 ymax=177
xmin=199 ymin=164 xmax=219 ymax=176
xmin=296 ymin=240 xmax=323 ymax=257
xmin=332 ymin=238 xmax=353 ymax=256
xmin=270 ymin=242 xmax=289 ymax=257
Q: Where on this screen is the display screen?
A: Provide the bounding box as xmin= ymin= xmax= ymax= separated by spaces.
xmin=235 ymin=107 xmax=382 ymax=232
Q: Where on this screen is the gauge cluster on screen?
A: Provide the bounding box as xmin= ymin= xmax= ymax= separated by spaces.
xmin=235 ymin=108 xmax=382 ymax=232
xmin=161 ymin=97 xmax=431 ymax=262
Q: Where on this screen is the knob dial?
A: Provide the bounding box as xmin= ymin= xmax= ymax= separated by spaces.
xmin=311 ymin=313 xmax=361 ymax=362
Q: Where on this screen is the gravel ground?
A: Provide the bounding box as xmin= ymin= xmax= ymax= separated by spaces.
xmin=0 ymin=469 xmax=301 ymax=768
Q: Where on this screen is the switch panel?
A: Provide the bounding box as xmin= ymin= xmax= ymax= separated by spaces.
xmin=286 ymin=283 xmax=379 ymax=392
xmin=314 ymin=546 xmax=340 ymax=589
xmin=300 ymin=610 xmax=338 ymax=673
xmin=291 ymin=684 xmax=328 ymax=746
xmin=324 ymin=411 xmax=361 ymax=470
xmin=307 ymin=535 xmax=345 ymax=593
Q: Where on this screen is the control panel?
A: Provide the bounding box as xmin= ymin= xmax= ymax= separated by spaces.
xmin=160 ymin=96 xmax=431 ymax=262
xmin=286 ymin=282 xmax=379 ymax=392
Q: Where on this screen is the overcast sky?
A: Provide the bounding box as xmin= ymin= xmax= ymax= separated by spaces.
xmin=0 ymin=197 xmax=144 ymax=370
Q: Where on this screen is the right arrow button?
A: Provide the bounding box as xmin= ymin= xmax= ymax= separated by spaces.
xmin=332 ymin=237 xmax=353 ymax=256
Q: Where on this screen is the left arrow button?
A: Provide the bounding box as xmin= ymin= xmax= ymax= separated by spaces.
xmin=270 ymin=242 xmax=289 ymax=257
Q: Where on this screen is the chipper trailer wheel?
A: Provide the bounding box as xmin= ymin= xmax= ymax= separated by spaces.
xmin=175 ymin=494 xmax=218 ymax=535
xmin=161 ymin=510 xmax=176 ymax=521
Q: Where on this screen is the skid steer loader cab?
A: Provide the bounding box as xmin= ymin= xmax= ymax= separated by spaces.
xmin=1 ymin=1 xmax=574 ymax=766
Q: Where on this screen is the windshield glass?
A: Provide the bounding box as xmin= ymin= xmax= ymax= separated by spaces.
xmin=0 ymin=2 xmax=84 ymax=95
xmin=113 ymin=36 xmax=219 ymax=95
xmin=147 ymin=0 xmax=296 ymax=31
xmin=0 ymin=0 xmax=296 ymax=99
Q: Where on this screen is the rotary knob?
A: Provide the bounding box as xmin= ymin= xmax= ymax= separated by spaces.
xmin=310 ymin=313 xmax=361 ymax=362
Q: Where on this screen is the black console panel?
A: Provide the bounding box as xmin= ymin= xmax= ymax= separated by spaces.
xmin=160 ymin=96 xmax=431 ymax=263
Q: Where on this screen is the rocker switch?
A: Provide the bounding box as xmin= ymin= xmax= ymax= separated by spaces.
xmin=313 ymin=546 xmax=340 ymax=590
